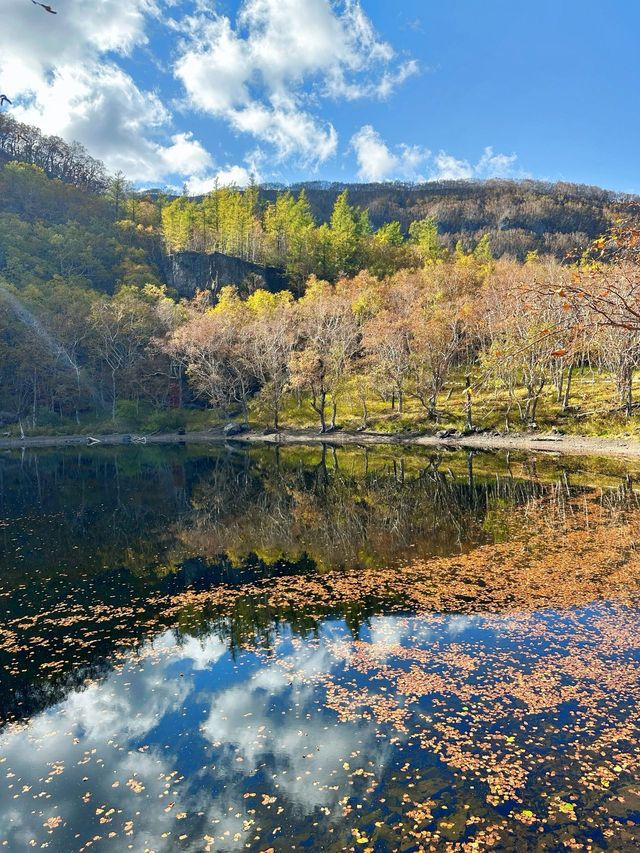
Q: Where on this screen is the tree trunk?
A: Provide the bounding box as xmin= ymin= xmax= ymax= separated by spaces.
xmin=464 ymin=373 xmax=473 ymax=430
xmin=555 ymin=367 xmax=564 ymax=403
xmin=330 ymin=398 xmax=337 ymax=430
xmin=623 ymin=367 xmax=633 ymax=416
xmin=529 ymin=392 xmax=539 ymax=425
xmin=111 ymin=368 xmax=117 ymax=422
xmin=318 ymin=391 xmax=327 ymax=432
xmin=428 ymin=393 xmax=437 ymax=421
xmin=561 ymin=362 xmax=574 ymax=412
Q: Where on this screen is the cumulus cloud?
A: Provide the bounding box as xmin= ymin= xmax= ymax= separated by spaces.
xmin=475 ymin=146 xmax=520 ymax=178
xmin=12 ymin=63 xmax=216 ymax=183
xmin=173 ymin=0 xmax=418 ymax=166
xmin=0 ymin=0 xmax=217 ymax=184
xmin=0 ymin=0 xmax=521 ymax=189
xmin=351 ymin=124 xmax=429 ymax=181
xmin=0 ymin=0 xmax=420 ymax=185
xmin=350 ymin=127 xmax=523 ymax=184
xmin=186 ymin=166 xmax=256 ymax=194
xmin=431 ymin=151 xmax=474 ymax=181
xmin=430 ymin=146 xmax=523 ymax=181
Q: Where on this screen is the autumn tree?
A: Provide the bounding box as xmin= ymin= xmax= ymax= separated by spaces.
xmin=91 ymin=285 xmax=179 ymax=420
xmin=165 ymin=287 xmax=255 ymax=423
xmin=244 ymin=289 xmax=295 ymax=429
xmin=289 ymin=278 xmax=360 ymax=432
xmin=480 ymin=261 xmax=570 ymax=427
xmin=362 ymin=277 xmax=414 ymax=415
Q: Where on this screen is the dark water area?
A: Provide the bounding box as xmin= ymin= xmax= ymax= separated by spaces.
xmin=1 ymin=444 xmax=639 ymax=851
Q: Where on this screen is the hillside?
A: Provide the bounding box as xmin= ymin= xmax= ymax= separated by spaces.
xmin=1 ymin=113 xmax=631 ymax=269
xmin=260 ymin=179 xmax=626 ymax=259
xmin=1 ymin=124 xmax=640 ymax=441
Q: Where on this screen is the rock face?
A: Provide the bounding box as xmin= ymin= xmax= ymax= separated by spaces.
xmin=168 ymin=251 xmax=289 ymax=299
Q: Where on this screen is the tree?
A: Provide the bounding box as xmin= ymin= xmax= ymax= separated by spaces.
xmin=289 ymin=278 xmax=360 ymax=432
xmin=244 ymin=290 xmax=295 ymax=429
xmin=106 ymin=171 xmax=130 ymax=222
xmin=598 ymin=325 xmax=640 ymax=416
xmin=362 ymin=274 xmax=419 ymax=415
xmin=480 ymin=262 xmax=566 ymax=427
xmin=408 ymin=216 xmax=445 ymax=263
xmin=91 ymin=285 xmax=178 ymax=421
xmin=329 ymin=191 xmax=362 ymax=278
xmin=411 ymin=307 xmax=463 ymax=421
xmin=165 ymin=287 xmax=254 ymax=423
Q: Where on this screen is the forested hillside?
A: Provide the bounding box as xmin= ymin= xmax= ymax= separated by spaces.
xmin=266 ymin=179 xmax=620 ymax=259
xmin=2 ymin=117 xmax=640 ymax=438
xmin=0 ymin=114 xmax=107 ymax=191
xmin=163 ymin=179 xmax=627 ymax=269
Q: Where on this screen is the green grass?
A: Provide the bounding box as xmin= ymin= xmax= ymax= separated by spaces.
xmin=253 ymin=368 xmax=640 ymax=440
xmin=7 ymin=368 xmax=640 ymax=440
xmin=4 ymin=404 xmax=220 ymax=438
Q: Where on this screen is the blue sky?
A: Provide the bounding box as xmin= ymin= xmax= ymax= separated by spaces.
xmin=1 ymin=0 xmax=638 ymax=191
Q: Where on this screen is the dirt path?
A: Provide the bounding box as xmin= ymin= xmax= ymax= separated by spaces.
xmin=2 ymin=427 xmax=640 ymax=458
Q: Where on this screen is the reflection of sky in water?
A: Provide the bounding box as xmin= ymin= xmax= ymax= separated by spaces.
xmin=2 ymin=606 xmax=640 ymax=851
xmin=0 ymin=622 xmax=392 ymax=851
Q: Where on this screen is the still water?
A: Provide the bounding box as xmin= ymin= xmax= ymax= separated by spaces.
xmin=0 ymin=443 xmax=639 ymax=851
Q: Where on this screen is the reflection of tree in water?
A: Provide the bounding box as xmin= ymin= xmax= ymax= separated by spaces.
xmin=0 ymin=448 xmax=195 ymax=584
xmin=180 ymin=446 xmax=553 ymax=571
xmin=2 ymin=444 xmax=640 ymax=726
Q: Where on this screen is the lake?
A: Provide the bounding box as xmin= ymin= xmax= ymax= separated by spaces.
xmin=1 ymin=443 xmax=639 ymax=851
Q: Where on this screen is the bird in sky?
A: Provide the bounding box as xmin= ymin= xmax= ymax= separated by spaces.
xmin=0 ymin=95 xmax=12 ymax=107
xmin=31 ymin=0 xmax=57 ymax=13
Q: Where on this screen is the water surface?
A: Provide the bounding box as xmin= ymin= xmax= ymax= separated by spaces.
xmin=1 ymin=444 xmax=639 ymax=851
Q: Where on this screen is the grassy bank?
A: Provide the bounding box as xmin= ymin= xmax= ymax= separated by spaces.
xmin=4 ymin=367 xmax=640 ymax=442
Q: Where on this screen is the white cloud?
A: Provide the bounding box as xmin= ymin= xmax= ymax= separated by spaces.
xmin=475 ymin=146 xmax=520 ymax=179
xmin=12 ymin=63 xmax=208 ymax=183
xmin=351 ymin=125 xmax=429 ymax=182
xmin=429 ymin=146 xmax=524 ymax=182
xmin=173 ymin=0 xmax=418 ymax=166
xmin=351 ymin=127 xmax=523 ymax=185
xmin=0 ymin=0 xmax=217 ymax=184
xmin=0 ymin=0 xmax=521 ymax=189
xmin=431 ymin=151 xmax=474 ymax=181
xmin=158 ymin=132 xmax=214 ymax=179
xmin=186 ymin=166 xmax=256 ymax=194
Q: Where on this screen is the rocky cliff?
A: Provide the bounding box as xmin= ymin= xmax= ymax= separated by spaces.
xmin=168 ymin=251 xmax=288 ymax=299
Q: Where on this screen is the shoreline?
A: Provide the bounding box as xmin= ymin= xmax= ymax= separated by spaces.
xmin=2 ymin=426 xmax=640 ymax=458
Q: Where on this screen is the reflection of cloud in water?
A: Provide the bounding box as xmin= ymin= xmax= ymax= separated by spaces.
xmin=368 ymin=615 xmax=408 ymax=647
xmin=0 ymin=633 xmax=193 ymax=851
xmin=201 ymin=639 xmax=391 ymax=847
xmin=152 ymin=629 xmax=228 ymax=671
xmin=446 ymin=614 xmax=477 ymax=636
xmin=0 ymin=622 xmax=394 ymax=851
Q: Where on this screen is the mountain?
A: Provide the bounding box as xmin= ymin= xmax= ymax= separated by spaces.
xmin=0 ymin=113 xmax=635 ymax=284
xmin=260 ymin=179 xmax=630 ymax=259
